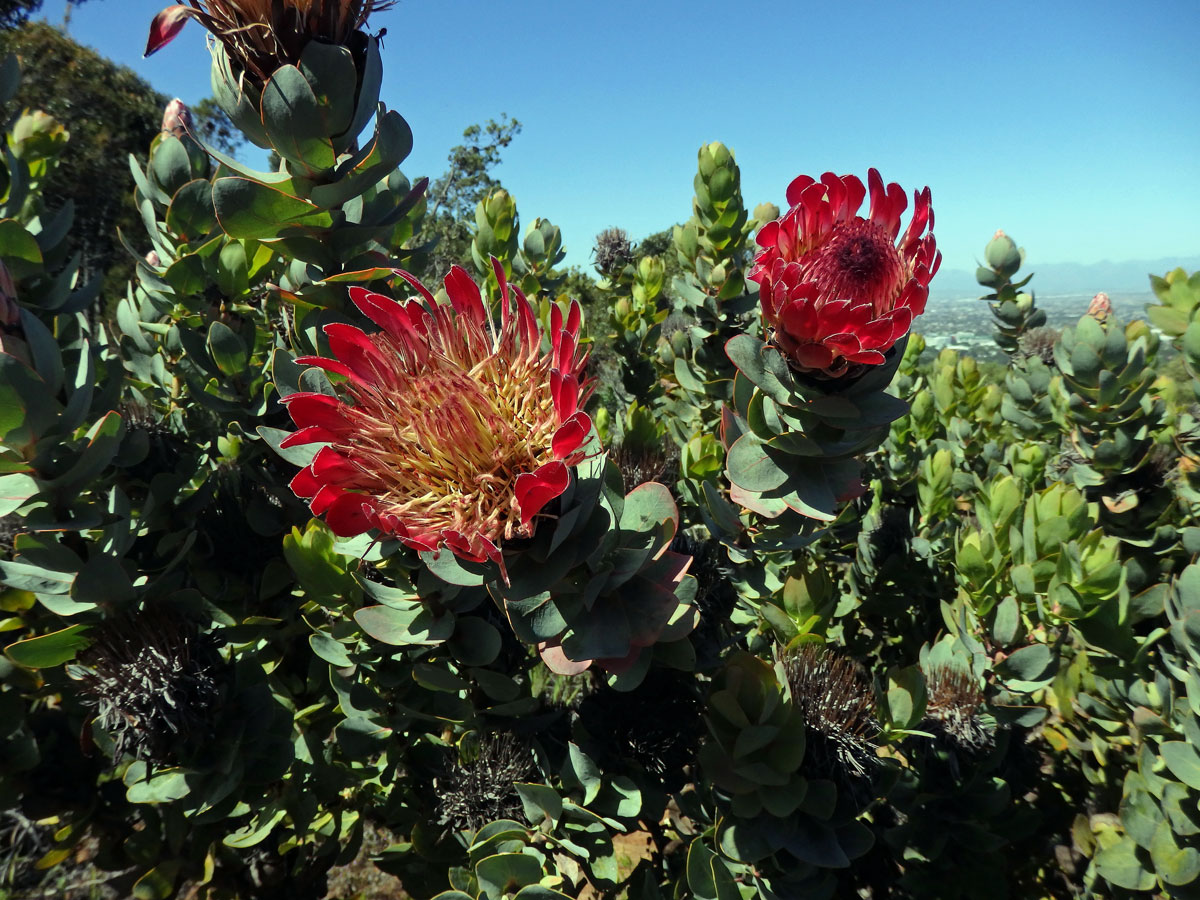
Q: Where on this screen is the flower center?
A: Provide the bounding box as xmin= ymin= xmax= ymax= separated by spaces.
xmin=342 ymin=339 xmax=558 ymax=546
xmin=806 ymin=218 xmax=905 ymax=315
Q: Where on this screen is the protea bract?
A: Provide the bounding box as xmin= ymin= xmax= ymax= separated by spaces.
xmin=750 ymin=169 xmax=940 ymax=378
xmin=281 ymin=262 xmax=593 ymax=576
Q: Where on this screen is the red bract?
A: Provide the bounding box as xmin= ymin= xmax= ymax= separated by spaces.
xmin=281 ymin=262 xmax=593 ymax=575
xmin=749 ymin=169 xmax=941 ymax=378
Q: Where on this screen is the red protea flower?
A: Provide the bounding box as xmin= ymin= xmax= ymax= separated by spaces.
xmin=749 ymin=168 xmax=941 ymax=378
xmin=281 ymin=262 xmax=593 ymax=574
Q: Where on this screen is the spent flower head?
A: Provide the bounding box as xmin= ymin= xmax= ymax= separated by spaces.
xmin=146 ymin=0 xmax=395 ymax=86
xmin=750 ymin=169 xmax=940 ymax=378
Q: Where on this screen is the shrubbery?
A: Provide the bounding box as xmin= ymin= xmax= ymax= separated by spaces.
xmin=4 ymin=4 xmax=1200 ymax=898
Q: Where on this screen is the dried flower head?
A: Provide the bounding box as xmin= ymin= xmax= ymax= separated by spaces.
xmin=593 ymin=227 xmax=635 ymax=279
xmin=282 ymin=264 xmax=593 ymax=576
xmin=432 ymin=734 xmax=533 ymax=833
xmin=1018 ymin=326 xmax=1061 ymax=367
xmin=146 ymin=0 xmax=395 ymax=86
xmin=922 ymin=662 xmax=993 ymax=753
xmin=782 ymin=644 xmax=878 ymax=782
xmin=750 ymin=169 xmax=940 ymax=378
xmin=611 ymin=439 xmax=678 ymax=494
xmin=577 ymin=668 xmax=703 ymax=792
xmin=71 ymin=607 xmax=224 ymax=766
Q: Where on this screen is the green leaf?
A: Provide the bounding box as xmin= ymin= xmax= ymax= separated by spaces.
xmin=448 ymin=616 xmax=501 ymax=666
xmin=207 ymin=321 xmax=248 ymax=377
xmin=514 ymin=888 xmax=574 ymax=899
xmin=354 ymin=604 xmax=453 ymax=646
xmin=726 ymin=434 xmax=788 ymax=492
xmin=150 ymin=136 xmax=193 ymax=196
xmin=1162 ymin=742 xmax=1200 ymax=791
xmin=997 ymin=642 xmax=1056 ymax=689
xmin=126 ymin=768 xmax=193 ymax=804
xmin=131 ymin=861 xmax=181 ymax=900
xmin=475 ymin=852 xmax=543 ymax=900
xmin=212 ymin=177 xmax=332 ymax=240
xmin=4 ymin=624 xmax=90 ymax=668
xmin=308 ymin=632 xmax=352 ymax=667
xmin=0 ymin=219 xmax=43 ymax=278
xmin=1095 ymin=835 xmax=1156 ymax=890
xmin=223 ymin=803 xmax=288 ymax=848
xmin=992 ymin=595 xmax=1020 ymax=646
xmin=515 ymin=782 xmax=562 ymax=828
xmin=0 ymin=472 xmax=37 ymax=517
xmin=260 ymin=65 xmax=336 ymax=171
xmin=258 ymin=425 xmax=322 ymax=468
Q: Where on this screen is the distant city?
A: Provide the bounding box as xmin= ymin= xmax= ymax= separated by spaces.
xmin=912 ymin=255 xmax=1198 ymax=362
xmin=916 ymin=291 xmax=1153 ymax=363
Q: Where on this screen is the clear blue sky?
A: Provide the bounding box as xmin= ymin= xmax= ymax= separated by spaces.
xmin=32 ymin=0 xmax=1200 ymax=275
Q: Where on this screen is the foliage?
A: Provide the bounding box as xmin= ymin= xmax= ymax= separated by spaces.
xmin=4 ymin=8 xmax=1200 ymax=900
xmin=0 ymin=22 xmax=167 ymax=299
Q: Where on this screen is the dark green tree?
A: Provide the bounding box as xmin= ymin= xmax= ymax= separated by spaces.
xmin=420 ymin=114 xmax=521 ymax=277
xmin=0 ymin=21 xmax=165 ymax=298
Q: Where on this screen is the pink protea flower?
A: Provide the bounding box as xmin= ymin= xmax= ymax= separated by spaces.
xmin=281 ymin=263 xmax=593 ymax=574
xmin=749 ymin=169 xmax=941 ymax=378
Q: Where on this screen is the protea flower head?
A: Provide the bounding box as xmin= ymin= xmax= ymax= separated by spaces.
xmin=922 ymin=662 xmax=993 ymax=754
xmin=782 ymin=644 xmax=879 ymax=782
xmin=750 ymin=169 xmax=941 ymax=378
xmin=71 ymin=607 xmax=224 ymax=766
xmin=282 ymin=262 xmax=593 ymax=576
xmin=146 ymin=0 xmax=394 ymax=85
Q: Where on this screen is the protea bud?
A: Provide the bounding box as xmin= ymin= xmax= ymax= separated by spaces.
xmin=70 ymin=607 xmax=225 ymax=766
xmin=1087 ymin=291 xmax=1114 ymax=322
xmin=781 ymin=644 xmax=878 ymax=783
xmin=749 ymin=169 xmax=940 ymax=379
xmin=160 ymin=98 xmax=192 ymax=137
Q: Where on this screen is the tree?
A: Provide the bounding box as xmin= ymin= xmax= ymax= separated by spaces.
xmin=0 ymin=21 xmax=166 ymax=299
xmin=419 ymin=115 xmax=521 ymax=277
xmin=1 ymin=0 xmax=98 ymax=32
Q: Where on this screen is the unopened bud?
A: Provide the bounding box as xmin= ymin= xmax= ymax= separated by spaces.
xmin=145 ymin=250 xmax=161 ymax=268
xmin=161 ymin=98 xmax=193 ymax=138
xmin=1087 ymin=292 xmax=1113 ymax=322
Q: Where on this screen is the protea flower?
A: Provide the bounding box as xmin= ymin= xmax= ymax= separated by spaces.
xmin=282 ymin=263 xmax=593 ymax=575
xmin=71 ymin=608 xmax=224 ymax=766
xmin=750 ymin=169 xmax=941 ymax=378
xmin=782 ymin=644 xmax=879 ymax=782
xmin=146 ymin=0 xmax=394 ymax=85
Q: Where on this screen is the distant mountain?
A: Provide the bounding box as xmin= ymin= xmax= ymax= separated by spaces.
xmin=931 ymin=256 xmax=1200 ymax=298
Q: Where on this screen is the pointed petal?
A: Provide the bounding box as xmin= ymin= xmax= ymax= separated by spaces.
xmin=145 ymin=5 xmax=193 ymax=57
xmin=324 ymin=492 xmax=373 ymax=536
xmin=551 ymin=411 xmax=590 ymax=459
xmin=514 ymin=461 xmax=570 ymax=526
